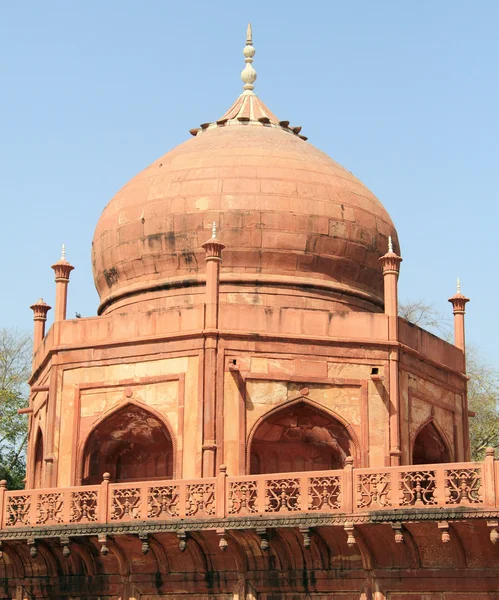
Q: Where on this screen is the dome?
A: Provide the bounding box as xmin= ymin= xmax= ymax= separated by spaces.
xmin=92 ymin=29 xmax=398 ymax=316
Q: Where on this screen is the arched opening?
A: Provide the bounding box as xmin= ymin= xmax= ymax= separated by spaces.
xmin=33 ymin=430 xmax=44 ymax=489
xmin=249 ymin=401 xmax=353 ymax=474
xmin=413 ymin=421 xmax=450 ymax=465
xmin=82 ymin=404 xmax=174 ymax=485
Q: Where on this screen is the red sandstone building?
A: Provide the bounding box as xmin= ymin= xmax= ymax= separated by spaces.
xmin=1 ymin=26 xmax=498 ymax=600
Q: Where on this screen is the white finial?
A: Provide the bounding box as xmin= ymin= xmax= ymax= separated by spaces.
xmin=212 ymin=221 xmax=217 ymax=239
xmin=241 ymin=23 xmax=257 ymax=93
xmin=388 ymin=236 xmax=393 ymax=253
xmin=457 ymin=277 xmax=461 ymax=294
xmin=61 ymin=244 xmax=66 ymax=260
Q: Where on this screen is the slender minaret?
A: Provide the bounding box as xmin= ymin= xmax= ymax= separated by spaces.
xmin=201 ymin=222 xmax=225 ymax=477
xmin=30 ymin=299 xmax=51 ymax=350
xmin=51 ymin=244 xmax=74 ymax=321
xmin=379 ymin=236 xmax=403 ymax=466
xmin=379 ymin=236 xmax=403 ymax=331
xmin=202 ymin=222 xmax=225 ymax=330
xmin=448 ymin=277 xmax=470 ymax=352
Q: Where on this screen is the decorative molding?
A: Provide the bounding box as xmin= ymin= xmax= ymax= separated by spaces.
xmin=1 ymin=509 xmax=497 ymax=541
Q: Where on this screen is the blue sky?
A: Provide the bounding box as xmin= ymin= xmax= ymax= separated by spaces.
xmin=0 ymin=2 xmax=497 ymax=367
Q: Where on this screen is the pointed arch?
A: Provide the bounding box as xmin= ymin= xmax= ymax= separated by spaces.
xmin=77 ymin=400 xmax=177 ymax=485
xmin=412 ymin=417 xmax=452 ymax=465
xmin=246 ymin=395 xmax=361 ymax=474
xmin=33 ymin=427 xmax=44 ymax=489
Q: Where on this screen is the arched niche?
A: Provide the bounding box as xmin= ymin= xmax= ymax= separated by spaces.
xmin=248 ymin=399 xmax=354 ymax=475
xmin=33 ymin=429 xmax=44 ymax=489
xmin=82 ymin=404 xmax=174 ymax=485
xmin=412 ymin=420 xmax=450 ymax=465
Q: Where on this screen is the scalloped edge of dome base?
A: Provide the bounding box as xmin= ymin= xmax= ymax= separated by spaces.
xmin=97 ymin=273 xmax=384 ymax=316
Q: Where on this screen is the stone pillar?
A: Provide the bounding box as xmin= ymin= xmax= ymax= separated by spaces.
xmin=30 ymin=299 xmax=51 ymax=350
xmin=51 ymin=245 xmax=74 ymax=322
xmin=379 ymin=236 xmax=402 ymax=335
xmin=449 ymin=278 xmax=471 ymax=459
xmin=201 ymin=224 xmax=225 ymax=476
xmin=202 ymin=224 xmax=225 ymax=330
xmin=379 ymin=237 xmax=403 ymax=466
xmin=448 ymin=278 xmax=469 ymax=352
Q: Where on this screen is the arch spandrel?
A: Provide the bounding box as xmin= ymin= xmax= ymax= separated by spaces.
xmin=412 ymin=417 xmax=452 ymax=465
xmin=246 ymin=395 xmax=361 ymax=474
xmin=77 ymin=401 xmax=177 ymax=485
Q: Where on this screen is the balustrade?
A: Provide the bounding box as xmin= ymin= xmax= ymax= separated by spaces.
xmin=0 ymin=457 xmax=496 ymax=529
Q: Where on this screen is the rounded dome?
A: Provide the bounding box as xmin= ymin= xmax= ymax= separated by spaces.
xmin=92 ymin=122 xmax=398 ymax=315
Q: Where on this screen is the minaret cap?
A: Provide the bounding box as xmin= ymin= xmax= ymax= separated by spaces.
xmin=52 ymin=244 xmax=74 ymax=280
xmin=202 ymin=221 xmax=225 ymax=259
xmin=379 ymin=236 xmax=402 ymax=273
xmin=448 ymin=277 xmax=470 ymax=312
xmin=241 ymin=23 xmax=257 ymax=93
xmin=30 ymin=298 xmax=52 ymax=320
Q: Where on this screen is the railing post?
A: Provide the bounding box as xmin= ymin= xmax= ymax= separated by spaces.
xmin=391 ymin=468 xmax=401 ymax=508
xmin=0 ymin=480 xmax=6 ymax=529
xmin=257 ymin=477 xmax=266 ymax=514
xmin=99 ymin=473 xmax=110 ymax=523
xmin=62 ymin=489 xmax=72 ymax=523
xmin=217 ymin=465 xmax=227 ymax=518
xmin=343 ymin=458 xmax=354 ymax=513
xmin=483 ymin=448 xmax=496 ymax=507
xmin=434 ymin=465 xmax=446 ymax=506
xmin=300 ymin=476 xmax=308 ymax=512
xmin=29 ymin=490 xmax=38 ymax=525
xmin=178 ymin=481 xmax=187 ymax=518
xmin=141 ymin=483 xmax=149 ymax=520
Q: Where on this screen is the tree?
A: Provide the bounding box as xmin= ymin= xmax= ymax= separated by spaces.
xmin=0 ymin=328 xmax=32 ymax=488
xmin=399 ymin=298 xmax=452 ymax=339
xmin=466 ymin=347 xmax=499 ymax=460
xmin=399 ymin=300 xmax=499 ymax=461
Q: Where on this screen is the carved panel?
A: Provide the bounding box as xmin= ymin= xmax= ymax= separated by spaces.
xmin=308 ymin=475 xmax=342 ymax=510
xmin=70 ymin=490 xmax=98 ymax=522
xmin=5 ymin=495 xmax=31 ymax=527
xmin=357 ymin=473 xmax=391 ymax=508
xmin=110 ymin=487 xmax=141 ymax=520
xmin=228 ymin=480 xmax=258 ymax=515
xmin=445 ymin=468 xmax=482 ymax=504
xmin=148 ymin=485 xmax=179 ymax=518
xmin=265 ymin=478 xmax=301 ymax=512
xmin=36 ymin=492 xmax=64 ymax=525
xmin=186 ymin=483 xmax=216 ymax=516
xmin=399 ymin=470 xmax=436 ymax=506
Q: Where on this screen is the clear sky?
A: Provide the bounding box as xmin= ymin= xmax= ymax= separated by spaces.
xmin=0 ymin=2 xmax=497 ymax=367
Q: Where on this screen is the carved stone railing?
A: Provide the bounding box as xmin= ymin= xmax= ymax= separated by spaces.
xmin=1 ymin=454 xmax=497 ymax=529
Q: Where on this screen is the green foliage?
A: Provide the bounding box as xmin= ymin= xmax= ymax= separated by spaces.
xmin=0 ymin=329 xmax=32 ymax=489
xmin=466 ymin=348 xmax=499 ymax=460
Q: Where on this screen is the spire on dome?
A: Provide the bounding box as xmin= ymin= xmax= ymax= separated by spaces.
xmin=457 ymin=277 xmax=461 ymax=294
xmin=212 ymin=221 xmax=217 ymax=239
xmin=388 ymin=236 xmax=393 ymax=253
xmin=241 ymin=23 xmax=257 ymax=93
xmin=191 ymin=24 xmax=307 ymax=140
xmin=61 ymin=243 xmax=66 ymax=261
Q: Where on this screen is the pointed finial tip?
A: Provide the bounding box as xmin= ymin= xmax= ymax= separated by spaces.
xmin=388 ymin=236 xmax=393 ymax=253
xmin=457 ymin=277 xmax=461 ymax=293
xmin=241 ymin=23 xmax=256 ymax=92
xmin=246 ymin=22 xmax=252 ymax=44
xmin=212 ymin=221 xmax=217 ymax=239
xmin=61 ymin=243 xmax=66 ymax=260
